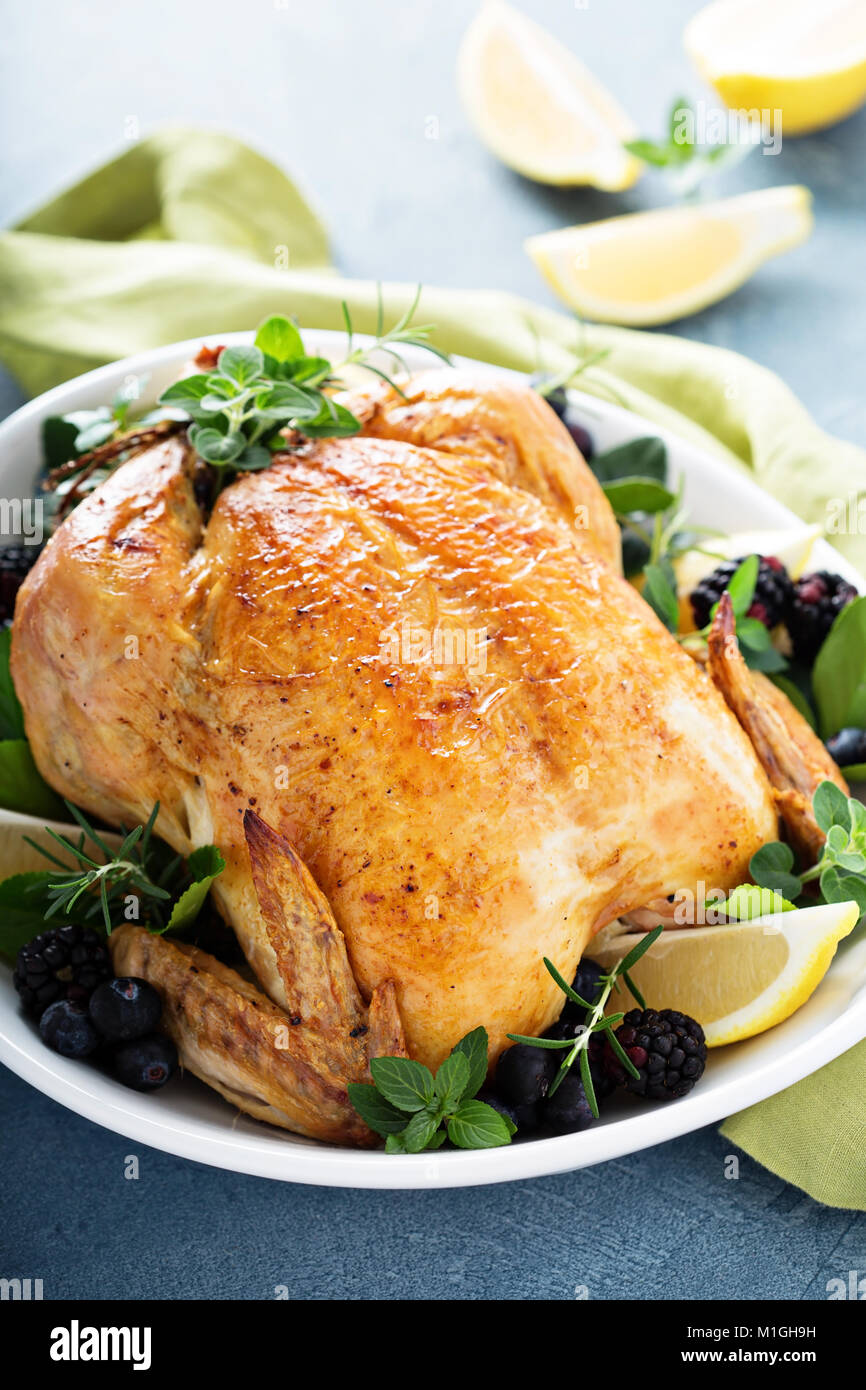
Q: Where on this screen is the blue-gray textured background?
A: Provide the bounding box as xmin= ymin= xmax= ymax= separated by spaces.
xmin=1 ymin=0 xmax=865 ymax=1300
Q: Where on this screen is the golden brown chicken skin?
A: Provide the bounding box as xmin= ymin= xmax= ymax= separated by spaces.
xmin=12 ymin=369 xmax=779 ymax=1078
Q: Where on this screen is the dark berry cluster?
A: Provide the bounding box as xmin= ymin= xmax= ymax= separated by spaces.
xmin=604 ymin=1008 xmax=707 ymax=1100
xmin=689 ymin=555 xmax=858 ymax=667
xmin=15 ymin=928 xmax=177 ymax=1092
xmin=486 ymin=957 xmax=707 ymax=1137
xmin=787 ymin=570 xmax=858 ymax=664
xmin=690 ymin=555 xmax=793 ymax=631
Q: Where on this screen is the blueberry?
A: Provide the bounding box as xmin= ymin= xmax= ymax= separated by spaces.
xmin=39 ymin=999 xmax=100 ymax=1058
xmin=113 ymin=1033 xmax=177 ymax=1091
xmin=564 ymin=418 xmax=594 ymax=462
xmin=477 ymin=1088 xmax=519 ymax=1130
xmin=542 ymin=1072 xmax=596 ymax=1134
xmin=494 ymin=1042 xmax=557 ymax=1111
xmin=530 ymin=375 xmax=567 ymax=419
xmin=89 ymin=977 xmax=162 ymax=1042
xmin=560 ymin=957 xmax=605 ymax=1026
xmin=826 ymin=727 xmax=866 ymax=768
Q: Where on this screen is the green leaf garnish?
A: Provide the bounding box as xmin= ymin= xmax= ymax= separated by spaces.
xmin=369 ymin=1056 xmax=435 ymax=1113
xmin=348 ymin=1026 xmax=513 ymax=1152
xmin=812 ymin=596 xmax=866 ymax=738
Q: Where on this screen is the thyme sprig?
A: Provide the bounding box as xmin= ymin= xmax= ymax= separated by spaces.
xmin=506 ymin=925 xmax=664 ymax=1117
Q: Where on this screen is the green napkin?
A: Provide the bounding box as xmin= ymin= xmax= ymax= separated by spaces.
xmin=1 ymin=128 xmax=864 ymax=1207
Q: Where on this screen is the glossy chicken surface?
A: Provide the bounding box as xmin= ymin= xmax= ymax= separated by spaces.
xmin=13 ymin=368 xmax=781 ymax=1092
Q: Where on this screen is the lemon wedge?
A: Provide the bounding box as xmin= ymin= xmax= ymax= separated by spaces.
xmin=685 ymin=0 xmax=866 ymax=137
xmin=457 ymin=0 xmax=641 ymax=190
xmin=673 ymin=524 xmax=822 ymax=632
xmin=593 ymin=902 xmax=859 ymax=1047
xmin=526 ymin=186 xmax=812 ymax=326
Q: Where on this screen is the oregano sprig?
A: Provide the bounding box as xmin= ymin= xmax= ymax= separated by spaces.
xmin=157 ymin=291 xmax=450 ymax=474
xmin=748 ymin=781 xmax=866 ymax=916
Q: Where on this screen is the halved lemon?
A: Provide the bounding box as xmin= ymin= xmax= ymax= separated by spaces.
xmin=457 ymin=0 xmax=641 ymax=190
xmin=593 ymin=902 xmax=859 ymax=1047
xmin=526 ymin=185 xmax=813 ymax=326
xmin=685 ymin=0 xmax=866 ymax=137
xmin=673 ymin=524 xmax=821 ymax=632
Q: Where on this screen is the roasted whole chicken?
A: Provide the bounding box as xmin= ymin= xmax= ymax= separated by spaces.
xmin=11 ymin=365 xmax=843 ymax=1144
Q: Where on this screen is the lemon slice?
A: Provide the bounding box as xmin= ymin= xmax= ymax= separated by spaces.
xmin=526 ymin=185 xmax=813 ymax=326
xmin=593 ymin=902 xmax=859 ymax=1047
xmin=673 ymin=524 xmax=821 ymax=632
xmin=685 ymin=0 xmax=866 ymax=137
xmin=457 ymin=0 xmax=641 ymax=190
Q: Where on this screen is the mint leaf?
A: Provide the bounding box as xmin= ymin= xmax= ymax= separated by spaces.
xmin=346 ymin=1082 xmax=408 ymax=1136
xmin=400 ymin=1108 xmax=440 ymax=1153
xmin=433 ymin=1050 xmax=470 ymax=1112
xmin=254 ymin=315 xmax=305 ymax=364
xmin=450 ymin=1025 xmax=489 ymax=1099
xmin=813 ymin=780 xmax=852 ymax=835
xmin=447 ymin=1099 xmax=514 ymax=1149
xmin=369 ymin=1056 xmax=435 ymax=1112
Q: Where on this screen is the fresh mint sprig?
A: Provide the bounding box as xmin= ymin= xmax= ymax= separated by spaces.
xmin=347 ymin=1026 xmax=515 ymax=1151
xmin=506 ymin=926 xmax=664 ymax=1118
xmin=158 ymin=291 xmax=450 ymax=473
xmin=749 ymin=781 xmax=866 ymax=915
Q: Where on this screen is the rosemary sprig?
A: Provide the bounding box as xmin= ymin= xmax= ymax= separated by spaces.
xmin=507 ymin=925 xmax=664 ymax=1117
xmin=22 ymin=799 xmax=221 ymax=936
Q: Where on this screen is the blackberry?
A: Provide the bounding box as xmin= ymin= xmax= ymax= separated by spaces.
xmin=14 ymin=925 xmax=111 ymax=1018
xmin=0 ymin=545 xmax=40 ymax=624
xmin=787 ymin=571 xmax=858 ymax=664
xmin=606 ymin=1008 xmax=707 ymax=1101
xmin=825 ymin=727 xmax=866 ymax=769
xmin=690 ymin=555 xmax=793 ymax=631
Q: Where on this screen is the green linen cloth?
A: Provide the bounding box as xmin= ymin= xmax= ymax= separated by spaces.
xmin=0 ymin=128 xmax=864 ymax=1208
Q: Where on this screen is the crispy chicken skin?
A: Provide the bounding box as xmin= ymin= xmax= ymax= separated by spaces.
xmin=12 ymin=368 xmax=780 ymax=1085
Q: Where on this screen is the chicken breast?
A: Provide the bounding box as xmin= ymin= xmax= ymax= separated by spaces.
xmin=12 ymin=368 xmax=778 ymax=1075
